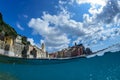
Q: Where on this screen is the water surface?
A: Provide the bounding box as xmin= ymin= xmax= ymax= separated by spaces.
xmin=0 ymin=51 xmax=120 ymax=80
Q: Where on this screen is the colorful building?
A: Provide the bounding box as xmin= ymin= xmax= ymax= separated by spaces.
xmin=4 ymin=36 xmax=13 ymax=46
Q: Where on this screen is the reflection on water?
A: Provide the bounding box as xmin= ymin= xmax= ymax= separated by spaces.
xmin=0 ymin=72 xmax=18 ymax=80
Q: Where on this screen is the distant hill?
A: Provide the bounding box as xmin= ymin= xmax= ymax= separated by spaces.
xmin=0 ymin=12 xmax=17 ymax=38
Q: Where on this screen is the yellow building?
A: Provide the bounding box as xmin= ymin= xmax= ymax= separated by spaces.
xmin=4 ymin=36 xmax=14 ymax=47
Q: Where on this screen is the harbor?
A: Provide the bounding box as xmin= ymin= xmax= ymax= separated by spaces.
xmin=0 ymin=12 xmax=93 ymax=62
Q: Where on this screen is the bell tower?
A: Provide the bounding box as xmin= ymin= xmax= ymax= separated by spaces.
xmin=41 ymin=43 xmax=46 ymax=52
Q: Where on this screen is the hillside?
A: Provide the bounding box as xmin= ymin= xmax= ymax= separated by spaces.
xmin=0 ymin=12 xmax=17 ymax=37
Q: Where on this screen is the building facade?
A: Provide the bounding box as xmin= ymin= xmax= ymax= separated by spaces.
xmin=0 ymin=34 xmax=47 ymax=58
xmin=27 ymin=45 xmax=47 ymax=58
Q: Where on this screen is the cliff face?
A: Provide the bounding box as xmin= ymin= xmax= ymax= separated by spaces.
xmin=0 ymin=12 xmax=17 ymax=38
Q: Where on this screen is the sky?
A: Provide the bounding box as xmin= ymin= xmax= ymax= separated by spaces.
xmin=0 ymin=0 xmax=120 ymax=52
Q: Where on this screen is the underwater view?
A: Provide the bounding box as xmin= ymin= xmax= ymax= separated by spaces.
xmin=0 ymin=44 xmax=120 ymax=80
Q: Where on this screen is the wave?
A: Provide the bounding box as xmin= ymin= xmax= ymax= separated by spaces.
xmin=86 ymin=43 xmax=120 ymax=58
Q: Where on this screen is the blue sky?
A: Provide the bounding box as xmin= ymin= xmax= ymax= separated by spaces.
xmin=0 ymin=0 xmax=120 ymax=52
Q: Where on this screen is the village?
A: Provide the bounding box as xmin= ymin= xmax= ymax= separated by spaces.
xmin=0 ymin=12 xmax=92 ymax=59
xmin=49 ymin=43 xmax=92 ymax=58
xmin=0 ymin=12 xmax=47 ymax=58
xmin=0 ymin=32 xmax=92 ymax=59
xmin=0 ymin=32 xmax=47 ymax=58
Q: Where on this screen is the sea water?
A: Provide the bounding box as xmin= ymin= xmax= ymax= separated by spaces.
xmin=0 ymin=51 xmax=120 ymax=80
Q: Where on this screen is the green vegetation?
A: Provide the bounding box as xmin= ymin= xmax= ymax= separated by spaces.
xmin=22 ymin=36 xmax=30 ymax=45
xmin=0 ymin=13 xmax=17 ymax=38
xmin=0 ymin=12 xmax=30 ymax=45
xmin=0 ymin=12 xmax=3 ymax=24
xmin=1 ymin=23 xmax=17 ymax=37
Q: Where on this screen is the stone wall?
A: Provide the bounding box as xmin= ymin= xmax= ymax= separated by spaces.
xmin=28 ymin=45 xmax=47 ymax=58
xmin=37 ymin=49 xmax=46 ymax=58
xmin=13 ymin=43 xmax=24 ymax=57
xmin=0 ymin=40 xmax=5 ymax=49
xmin=0 ymin=40 xmax=15 ymax=56
xmin=0 ymin=40 xmax=47 ymax=58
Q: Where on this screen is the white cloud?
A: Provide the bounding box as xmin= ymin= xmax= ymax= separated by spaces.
xmin=16 ymin=22 xmax=24 ymax=31
xmin=28 ymin=0 xmax=120 ymax=52
xmin=72 ymin=37 xmax=82 ymax=45
xmin=27 ymin=38 xmax=42 ymax=48
xmin=113 ymin=13 xmax=120 ymax=26
xmin=23 ymin=15 xmax=28 ymax=18
xmin=28 ymin=14 xmax=70 ymax=52
xmin=59 ymin=0 xmax=67 ymax=5
xmin=40 ymin=39 xmax=44 ymax=45
xmin=96 ymin=0 xmax=120 ymax=24
xmin=80 ymin=0 xmax=120 ymax=44
xmin=42 ymin=12 xmax=88 ymax=36
xmin=76 ymin=0 xmax=107 ymax=6
xmin=27 ymin=38 xmax=35 ymax=45
xmin=92 ymin=40 xmax=97 ymax=44
xmin=28 ymin=10 xmax=102 ymax=52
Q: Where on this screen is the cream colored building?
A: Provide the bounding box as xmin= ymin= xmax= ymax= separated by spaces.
xmin=13 ymin=35 xmax=24 ymax=57
xmin=35 ymin=46 xmax=46 ymax=58
xmin=27 ymin=44 xmax=47 ymax=58
xmin=0 ymin=34 xmax=47 ymax=58
xmin=15 ymin=35 xmax=22 ymax=44
xmin=13 ymin=43 xmax=24 ymax=57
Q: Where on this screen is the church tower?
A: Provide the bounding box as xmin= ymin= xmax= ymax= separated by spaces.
xmin=41 ymin=43 xmax=46 ymax=52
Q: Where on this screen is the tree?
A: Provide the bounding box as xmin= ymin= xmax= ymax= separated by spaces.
xmin=22 ymin=36 xmax=27 ymax=45
xmin=75 ymin=42 xmax=77 ymax=46
xmin=85 ymin=48 xmax=92 ymax=54
xmin=0 ymin=12 xmax=3 ymax=21
xmin=0 ymin=12 xmax=3 ymax=24
xmin=27 ymin=41 xmax=31 ymax=45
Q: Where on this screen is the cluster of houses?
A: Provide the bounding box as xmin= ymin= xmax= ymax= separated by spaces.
xmin=49 ymin=43 xmax=92 ymax=58
xmin=0 ymin=30 xmax=47 ymax=58
xmin=0 ymin=29 xmax=92 ymax=59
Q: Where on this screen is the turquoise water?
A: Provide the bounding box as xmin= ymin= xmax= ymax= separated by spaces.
xmin=0 ymin=51 xmax=120 ymax=80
